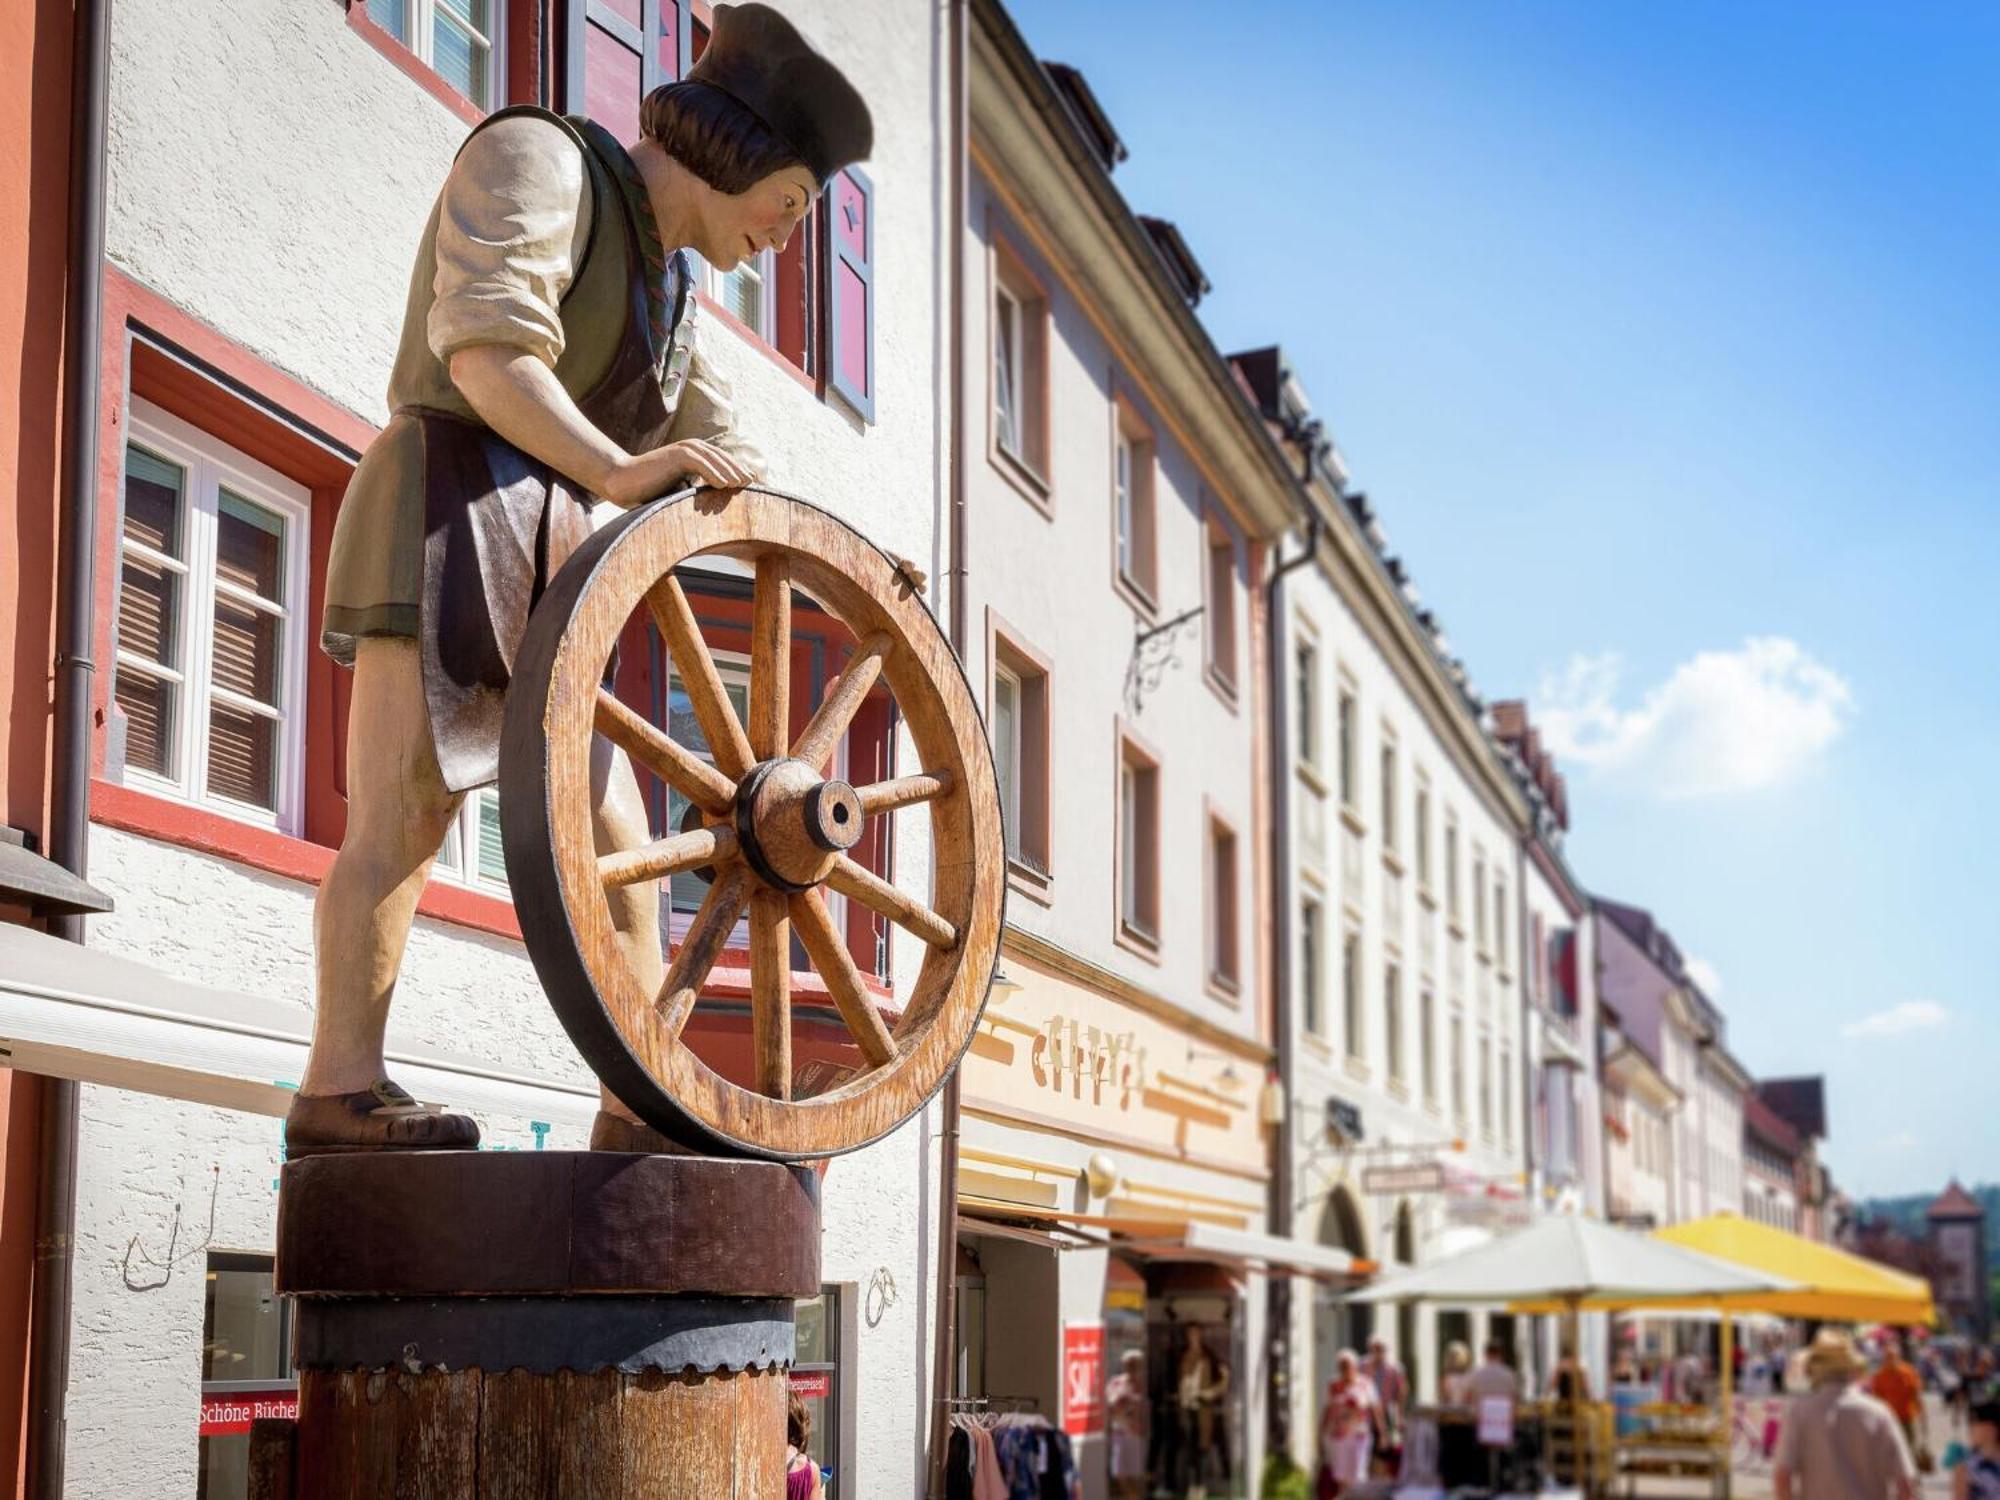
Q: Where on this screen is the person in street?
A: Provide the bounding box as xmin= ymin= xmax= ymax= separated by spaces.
xmin=286 ymin=3 xmax=872 ymax=1157
xmin=1464 ymin=1340 xmax=1522 ymax=1405
xmin=1320 ymin=1349 xmax=1378 ymax=1493
xmin=1440 ymin=1340 xmax=1475 ymax=1405
xmin=1871 ymin=1333 xmax=1928 ymax=1470
xmin=1104 ymin=1349 xmax=1148 ymax=1500
xmin=1773 ymin=1328 xmax=1917 ymax=1500
xmin=1553 ymin=1342 xmax=1593 ymax=1404
xmin=1361 ymin=1337 xmax=1408 ymax=1463
xmin=1670 ymin=1344 xmax=1707 ymax=1406
xmin=1176 ymin=1325 xmax=1229 ymax=1498
xmin=786 ymin=1392 xmax=825 ymax=1500
xmin=1952 ymin=1397 xmax=2000 ymax=1500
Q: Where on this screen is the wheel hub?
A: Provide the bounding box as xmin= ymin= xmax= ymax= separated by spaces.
xmin=730 ymin=757 xmax=863 ymax=894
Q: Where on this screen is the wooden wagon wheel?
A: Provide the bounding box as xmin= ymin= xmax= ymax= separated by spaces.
xmin=499 ymin=487 xmax=1006 ymax=1160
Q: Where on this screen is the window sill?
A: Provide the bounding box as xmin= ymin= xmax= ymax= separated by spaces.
xmin=1337 ymin=805 xmax=1367 ymax=838
xmin=1302 ymin=1033 xmax=1333 ymax=1061
xmin=1447 ymin=917 xmax=1467 ymax=941
xmin=91 ymin=778 xmax=523 ymax=941
xmin=1380 ymin=848 xmax=1406 ymax=878
xmin=1007 ymin=857 xmax=1053 ymax=907
xmin=1112 ymin=569 xmax=1159 ymax=623
xmin=1114 ymin=919 xmax=1162 ymax=965
xmin=1416 ymin=886 xmax=1438 ymax=911
xmin=1343 ymin=1055 xmax=1370 ymax=1085
xmin=1476 ymin=947 xmax=1493 ymax=967
xmin=694 ymin=290 xmax=819 ymax=398
xmin=1296 ymin=761 xmax=1329 ymax=799
xmin=345 ymin=2 xmax=487 ymax=128
xmin=1202 ymin=663 xmax=1241 ymax=715
xmin=1422 ymin=1096 xmax=1443 ymax=1120
xmin=989 ymin=442 xmax=1053 ymax=517
xmin=1205 ymin=971 xmax=1242 ymax=1007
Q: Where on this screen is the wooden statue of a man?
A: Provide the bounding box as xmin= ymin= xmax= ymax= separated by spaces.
xmin=287 ymin=4 xmax=873 ymax=1156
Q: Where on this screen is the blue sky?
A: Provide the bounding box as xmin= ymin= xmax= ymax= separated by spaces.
xmin=1006 ymin=0 xmax=2000 ymax=1198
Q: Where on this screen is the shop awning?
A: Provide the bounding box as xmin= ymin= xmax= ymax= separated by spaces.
xmin=0 ymin=923 xmax=597 ymax=1129
xmin=1646 ymin=1212 xmax=1937 ymax=1326
xmin=957 ymin=1198 xmax=1364 ymax=1280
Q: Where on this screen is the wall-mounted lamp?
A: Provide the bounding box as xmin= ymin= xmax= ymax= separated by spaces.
xmin=1185 ymin=1044 xmax=1245 ymax=1092
xmin=987 ymin=968 xmax=1022 ymax=1003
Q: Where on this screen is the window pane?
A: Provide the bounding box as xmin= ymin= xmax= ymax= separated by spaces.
xmin=119 ymin=552 xmax=180 ymax=669
xmin=719 ymin=256 xmax=768 ymax=335
xmin=434 ymin=13 xmax=489 ymax=108
xmin=114 ymin=667 xmax=175 ymax=777
xmin=476 ymin=791 xmax=506 ymax=883
xmin=124 ymin=446 xmax=184 ymax=555
xmin=993 ymin=296 xmax=1019 ymax=454
xmin=372 ymin=0 xmax=411 ymax=43
xmin=211 ymin=594 xmax=282 ymax=707
xmin=206 ymin=700 xmax=276 ymax=810
xmin=216 ymin=490 xmax=286 ymax=603
xmin=1119 ymin=764 xmax=1137 ymax=928
xmin=438 ymin=0 xmax=488 ymax=29
xmin=993 ymin=672 xmax=1020 ymax=854
xmin=669 ymin=669 xmax=749 ymax=912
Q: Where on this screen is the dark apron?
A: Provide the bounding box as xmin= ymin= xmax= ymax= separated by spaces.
xmin=415 ymin=117 xmax=688 ymax=793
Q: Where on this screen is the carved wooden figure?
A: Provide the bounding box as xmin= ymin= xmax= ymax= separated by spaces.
xmin=271 ymin=489 xmax=1006 ymax=1497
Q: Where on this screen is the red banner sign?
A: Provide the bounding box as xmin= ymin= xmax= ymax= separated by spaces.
xmin=1061 ymin=1324 xmax=1104 ymax=1436
xmin=199 ymin=1389 xmax=299 ymax=1436
xmin=789 ymin=1370 xmax=832 ymax=1400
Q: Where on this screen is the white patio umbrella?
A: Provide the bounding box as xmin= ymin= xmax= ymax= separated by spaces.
xmin=1344 ymin=1213 xmax=1797 ymax=1307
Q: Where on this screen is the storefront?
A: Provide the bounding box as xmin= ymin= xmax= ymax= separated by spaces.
xmin=945 ymin=930 xmax=1343 ymax=1500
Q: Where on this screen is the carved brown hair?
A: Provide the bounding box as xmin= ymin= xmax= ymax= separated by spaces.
xmin=640 ymin=81 xmax=806 ymax=194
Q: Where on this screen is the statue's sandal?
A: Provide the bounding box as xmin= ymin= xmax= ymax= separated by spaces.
xmin=284 ymin=1079 xmax=481 ymax=1157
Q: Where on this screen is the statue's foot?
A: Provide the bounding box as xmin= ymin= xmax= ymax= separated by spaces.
xmin=589 ymin=1108 xmax=693 ymax=1155
xmin=284 ymin=1079 xmax=481 ymax=1158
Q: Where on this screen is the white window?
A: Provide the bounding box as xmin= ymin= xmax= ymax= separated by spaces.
xmin=1114 ymin=430 xmax=1135 ymax=579
xmin=111 ymin=403 xmax=310 ymax=833
xmin=1419 ymin=987 xmax=1437 ymax=1102
xmin=1336 ymin=683 xmax=1357 ymax=808
xmin=1294 ymin=637 xmax=1318 ymax=768
xmin=993 ymin=665 xmax=1022 ymax=860
xmin=371 ymin=0 xmax=503 ymax=109
xmin=665 ymin=653 xmax=752 ymax=917
xmin=435 ymin=789 xmax=507 ymax=890
xmin=1379 ymin=739 xmax=1398 ymax=852
xmin=993 ymin=283 xmax=1024 ymax=459
xmin=1301 ymin=897 xmax=1324 ymax=1036
xmin=709 ymin=248 xmax=778 ymax=341
xmin=1341 ymin=928 xmax=1363 ymax=1061
xmin=1384 ymin=961 xmax=1403 ymax=1084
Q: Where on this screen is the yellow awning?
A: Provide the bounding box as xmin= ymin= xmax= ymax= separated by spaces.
xmin=1644 ymin=1214 xmax=1935 ymax=1325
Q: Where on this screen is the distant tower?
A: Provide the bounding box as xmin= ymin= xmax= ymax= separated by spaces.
xmin=1926 ymin=1180 xmax=1990 ymax=1339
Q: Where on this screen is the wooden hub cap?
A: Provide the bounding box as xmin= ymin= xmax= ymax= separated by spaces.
xmin=732 ymin=759 xmax=863 ymax=891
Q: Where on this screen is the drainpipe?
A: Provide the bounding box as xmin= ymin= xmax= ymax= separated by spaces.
xmin=30 ymin=0 xmax=111 ymax=1494
xmin=1261 ymin=476 xmax=1319 ymax=1463
xmin=925 ymin=0 xmax=968 ymax=1492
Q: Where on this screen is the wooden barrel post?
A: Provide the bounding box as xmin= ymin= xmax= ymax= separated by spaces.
xmin=272 ymin=1151 xmax=819 ymax=1499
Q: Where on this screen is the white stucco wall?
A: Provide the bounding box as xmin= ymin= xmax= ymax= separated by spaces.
xmin=87 ymin=0 xmax=952 ymax=1494
xmin=959 ymin=169 xmax=1267 ymax=1054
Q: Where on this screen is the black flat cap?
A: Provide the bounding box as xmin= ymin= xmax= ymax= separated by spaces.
xmin=689 ymin=3 xmax=874 ymax=186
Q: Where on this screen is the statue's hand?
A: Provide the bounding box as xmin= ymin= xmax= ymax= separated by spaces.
xmin=602 ymin=439 xmax=756 ymax=508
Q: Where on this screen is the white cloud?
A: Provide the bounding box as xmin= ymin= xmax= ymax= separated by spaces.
xmin=1840 ymin=1000 xmax=1950 ymax=1039
xmin=1685 ymin=957 xmax=1723 ymax=999
xmin=1535 ymin=637 xmax=1853 ymax=798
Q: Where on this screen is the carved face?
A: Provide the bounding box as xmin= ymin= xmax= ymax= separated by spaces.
xmin=701 ymin=164 xmax=820 ymax=271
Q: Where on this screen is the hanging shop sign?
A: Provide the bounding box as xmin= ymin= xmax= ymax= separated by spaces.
xmin=198 ymin=1386 xmax=299 ymax=1436
xmin=1361 ymin=1160 xmax=1446 ymax=1196
xmin=1324 ymin=1096 xmax=1365 ymax=1144
xmin=1061 ymin=1323 xmax=1105 ymax=1436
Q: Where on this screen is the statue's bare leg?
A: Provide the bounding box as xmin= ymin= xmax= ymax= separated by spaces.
xmin=586 ymin=735 xmax=680 ymax=1149
xmin=289 ymin=636 xmax=478 ymax=1152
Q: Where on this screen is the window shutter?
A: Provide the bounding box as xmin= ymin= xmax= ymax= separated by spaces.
xmin=566 ymin=0 xmax=692 ymax=145
xmin=825 ymin=166 xmax=875 ymax=422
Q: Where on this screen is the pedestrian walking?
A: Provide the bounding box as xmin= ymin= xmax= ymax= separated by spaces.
xmin=1439 ymin=1340 xmax=1474 ymax=1404
xmin=1319 ymin=1349 xmax=1378 ymax=1494
xmin=1773 ymin=1328 xmax=1917 ymax=1500
xmin=1871 ymin=1333 xmax=1930 ymax=1473
xmin=1361 ymin=1336 xmax=1408 ymax=1465
xmin=1952 ymin=1398 xmax=2000 ymax=1500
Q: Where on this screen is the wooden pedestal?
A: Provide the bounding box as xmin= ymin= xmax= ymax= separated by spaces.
xmin=268 ymin=1151 xmax=820 ymax=1499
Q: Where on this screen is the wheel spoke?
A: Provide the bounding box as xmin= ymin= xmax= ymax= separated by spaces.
xmin=647 ymin=575 xmax=755 ymax=781
xmin=791 ymin=631 xmax=895 ymax=772
xmin=749 ymin=553 xmax=791 ymax=760
xmin=749 ymin=891 xmax=792 ymax=1099
xmin=854 ymin=770 xmax=955 ymax=817
xmin=789 ymin=890 xmax=897 ymax=1068
xmin=656 ymin=864 xmax=752 ymax=1039
xmin=595 ymin=689 xmax=735 ymax=815
xmin=598 ymin=824 xmax=738 ymax=890
xmin=825 ymin=855 xmax=958 ymax=950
